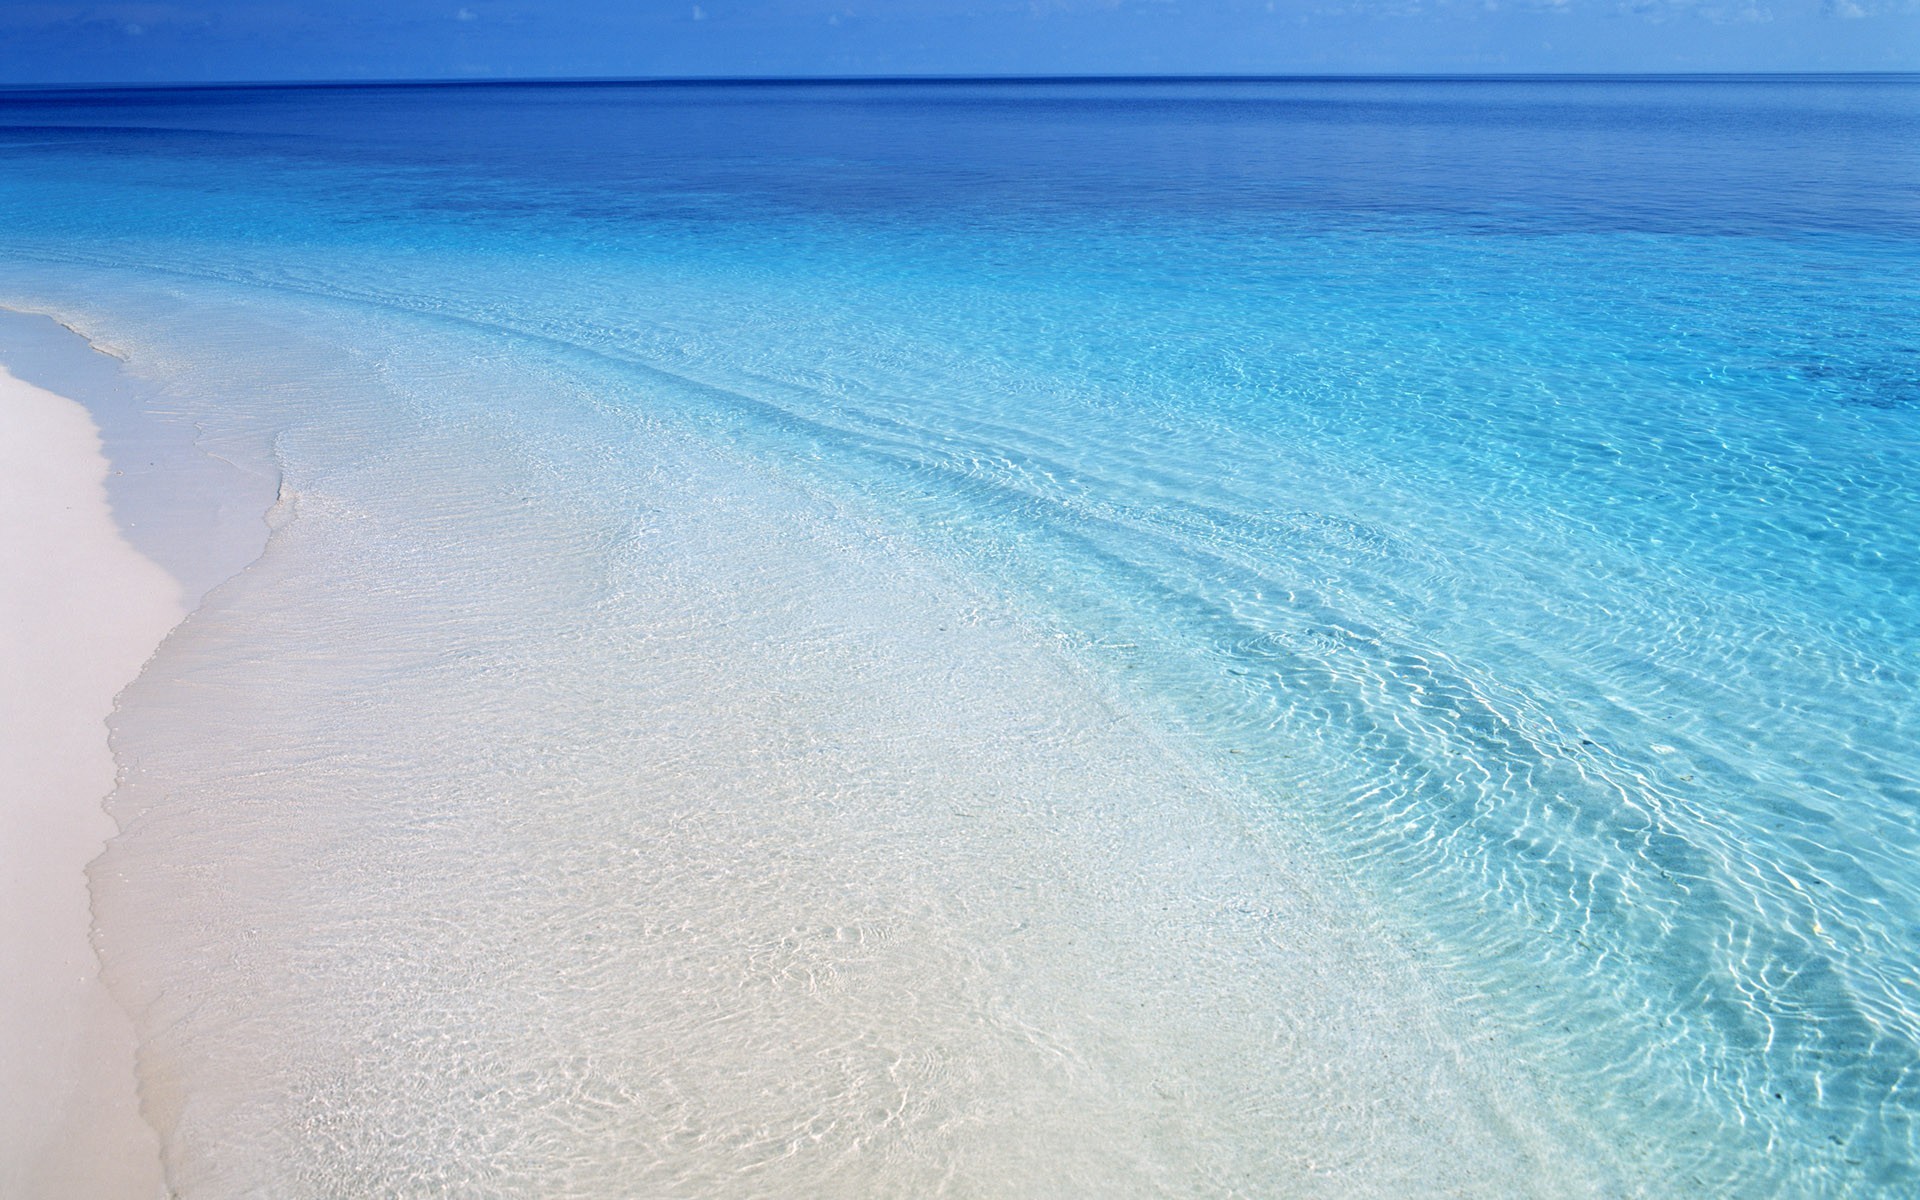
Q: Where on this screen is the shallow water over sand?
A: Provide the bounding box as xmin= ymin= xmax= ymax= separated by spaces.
xmin=75 ymin=293 xmax=1596 ymax=1196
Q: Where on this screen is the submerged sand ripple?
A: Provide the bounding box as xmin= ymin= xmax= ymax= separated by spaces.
xmin=84 ymin=303 xmax=1612 ymax=1196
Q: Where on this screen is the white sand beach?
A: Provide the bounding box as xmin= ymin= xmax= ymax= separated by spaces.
xmin=1 ymin=364 xmax=176 ymax=1198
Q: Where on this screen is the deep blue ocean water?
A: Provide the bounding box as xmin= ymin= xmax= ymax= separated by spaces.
xmin=2 ymin=78 xmax=1918 ymax=1194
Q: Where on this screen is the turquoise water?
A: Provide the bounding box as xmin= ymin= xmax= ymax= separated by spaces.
xmin=3 ymin=78 xmax=1918 ymax=1194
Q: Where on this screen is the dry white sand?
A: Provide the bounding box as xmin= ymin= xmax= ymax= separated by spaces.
xmin=1 ymin=364 xmax=177 ymax=1198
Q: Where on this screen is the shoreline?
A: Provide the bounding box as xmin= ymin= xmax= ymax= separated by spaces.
xmin=0 ymin=293 xmax=1612 ymax=1193
xmin=0 ymin=362 xmax=177 ymax=1197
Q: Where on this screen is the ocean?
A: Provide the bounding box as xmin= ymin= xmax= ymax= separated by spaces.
xmin=2 ymin=76 xmax=1917 ymax=1195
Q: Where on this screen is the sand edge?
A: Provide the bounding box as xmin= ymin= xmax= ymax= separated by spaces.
xmin=0 ymin=363 xmax=180 ymax=1198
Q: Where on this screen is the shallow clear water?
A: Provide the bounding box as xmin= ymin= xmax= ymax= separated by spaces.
xmin=2 ymin=78 xmax=1918 ymax=1194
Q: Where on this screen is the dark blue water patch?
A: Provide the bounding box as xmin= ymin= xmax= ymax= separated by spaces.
xmin=0 ymin=78 xmax=1917 ymax=239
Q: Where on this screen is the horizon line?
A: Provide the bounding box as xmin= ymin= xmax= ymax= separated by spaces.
xmin=3 ymin=70 xmax=1918 ymax=94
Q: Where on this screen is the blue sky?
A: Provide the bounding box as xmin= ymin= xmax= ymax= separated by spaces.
xmin=0 ymin=1 xmax=1914 ymax=84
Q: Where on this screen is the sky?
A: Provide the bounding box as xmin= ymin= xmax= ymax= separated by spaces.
xmin=0 ymin=0 xmax=1914 ymax=85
